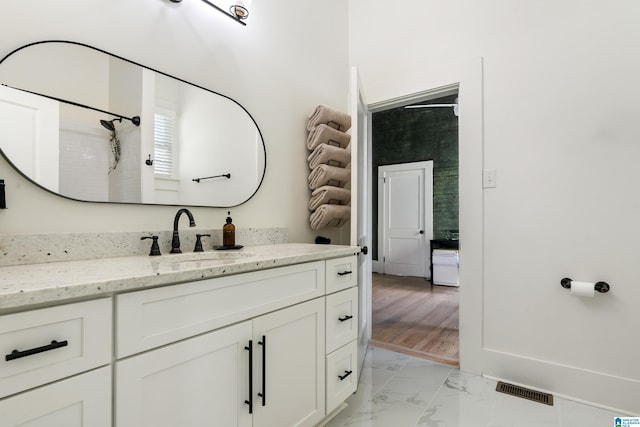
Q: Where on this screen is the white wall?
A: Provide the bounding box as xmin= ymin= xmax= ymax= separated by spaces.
xmin=349 ymin=0 xmax=640 ymax=414
xmin=0 ymin=0 xmax=349 ymax=243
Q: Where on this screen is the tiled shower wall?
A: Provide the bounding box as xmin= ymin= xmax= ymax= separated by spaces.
xmin=371 ymin=94 xmax=459 ymax=259
xmin=59 ymin=122 xmax=141 ymax=203
xmin=59 ymin=124 xmax=109 ymax=201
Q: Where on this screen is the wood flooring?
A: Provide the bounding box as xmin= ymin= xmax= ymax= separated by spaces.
xmin=370 ymin=273 xmax=460 ymax=367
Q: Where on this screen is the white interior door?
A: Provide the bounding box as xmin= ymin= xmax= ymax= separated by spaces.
xmin=0 ymin=85 xmax=59 ymax=192
xmin=349 ymin=67 xmax=372 ymax=380
xmin=379 ymin=161 xmax=433 ymax=277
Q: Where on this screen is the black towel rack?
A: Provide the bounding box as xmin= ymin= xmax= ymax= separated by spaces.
xmin=560 ymin=277 xmax=610 ymax=293
xmin=192 ymin=173 xmax=231 ymax=183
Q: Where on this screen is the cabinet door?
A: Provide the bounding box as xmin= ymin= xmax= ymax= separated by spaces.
xmin=253 ymin=298 xmax=325 ymax=427
xmin=0 ymin=366 xmax=111 ymax=427
xmin=116 ymin=321 xmax=253 ymax=427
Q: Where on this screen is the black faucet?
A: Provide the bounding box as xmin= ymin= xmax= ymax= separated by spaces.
xmin=171 ymin=208 xmax=196 ymax=253
xmin=141 ymin=235 xmax=162 ymax=256
xmin=194 ymin=234 xmax=211 ymax=252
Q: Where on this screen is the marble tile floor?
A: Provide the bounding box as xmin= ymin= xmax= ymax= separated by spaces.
xmin=324 ymin=346 xmax=621 ymax=427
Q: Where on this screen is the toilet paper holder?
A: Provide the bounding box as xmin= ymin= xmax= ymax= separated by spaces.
xmin=561 ymin=278 xmax=610 ymax=293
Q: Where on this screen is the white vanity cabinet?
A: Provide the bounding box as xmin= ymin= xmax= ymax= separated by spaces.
xmin=0 ymin=299 xmax=112 ymax=427
xmin=0 ymin=248 xmax=359 ymax=427
xmin=116 ymin=298 xmax=325 ymax=427
xmin=115 ymin=261 xmax=328 ymax=427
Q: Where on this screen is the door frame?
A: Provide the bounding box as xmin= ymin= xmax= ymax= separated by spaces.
xmin=378 ymin=160 xmax=433 ymax=277
xmin=361 ymin=58 xmax=484 ymax=374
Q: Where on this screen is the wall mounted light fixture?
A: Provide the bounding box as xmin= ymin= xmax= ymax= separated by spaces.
xmin=169 ymin=0 xmax=252 ymax=26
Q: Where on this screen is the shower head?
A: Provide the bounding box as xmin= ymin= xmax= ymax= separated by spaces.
xmin=100 ymin=116 xmax=140 ymax=130
xmin=100 ymin=118 xmax=122 ymax=131
xmin=100 ymin=120 xmax=114 ymax=131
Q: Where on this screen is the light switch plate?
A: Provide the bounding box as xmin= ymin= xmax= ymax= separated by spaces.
xmin=483 ymin=169 xmax=497 ymax=188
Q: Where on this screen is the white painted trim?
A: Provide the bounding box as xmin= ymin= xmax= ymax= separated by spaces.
xmin=368 ymin=84 xmax=459 ymax=113
xmin=371 ymin=260 xmax=381 ymax=274
xmin=483 ymin=348 xmax=640 ymax=416
xmin=457 ymin=57 xmax=484 ymax=374
xmin=362 ymin=57 xmax=484 ymax=375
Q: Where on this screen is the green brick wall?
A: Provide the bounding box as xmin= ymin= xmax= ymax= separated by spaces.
xmin=372 ymin=94 xmax=459 ymax=259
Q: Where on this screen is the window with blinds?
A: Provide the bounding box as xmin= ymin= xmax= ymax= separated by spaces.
xmin=153 ymin=110 xmax=176 ymax=177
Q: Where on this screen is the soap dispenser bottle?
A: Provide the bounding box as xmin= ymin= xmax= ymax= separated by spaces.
xmin=223 ymin=211 xmax=235 ymax=247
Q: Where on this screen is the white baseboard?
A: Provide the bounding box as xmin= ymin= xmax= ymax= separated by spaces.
xmin=370 ymin=260 xmax=431 ymax=279
xmin=371 ymin=260 xmax=381 ymax=274
xmin=482 ymin=348 xmax=640 ymax=415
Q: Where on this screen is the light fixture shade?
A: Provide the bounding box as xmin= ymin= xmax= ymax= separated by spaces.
xmin=230 ymin=0 xmax=252 ymax=20
xmin=174 ymin=0 xmax=251 ymax=26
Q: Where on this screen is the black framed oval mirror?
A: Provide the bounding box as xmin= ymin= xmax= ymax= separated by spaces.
xmin=0 ymin=40 xmax=266 ymax=207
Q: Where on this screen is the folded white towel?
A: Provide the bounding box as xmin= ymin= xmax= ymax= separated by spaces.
xmin=308 ymin=164 xmax=351 ymax=190
xmin=306 ymin=124 xmax=351 ymax=150
xmin=307 ymin=105 xmax=351 ymax=132
xmin=310 ymin=204 xmax=351 ymax=230
xmin=308 ymin=185 xmax=351 ymax=211
xmin=307 ymin=143 xmax=351 ymax=170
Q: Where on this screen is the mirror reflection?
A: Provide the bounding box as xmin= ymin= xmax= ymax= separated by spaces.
xmin=0 ymin=41 xmax=266 ymax=207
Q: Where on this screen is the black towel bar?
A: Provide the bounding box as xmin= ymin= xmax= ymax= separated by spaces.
xmin=192 ymin=173 xmax=231 ymax=183
xmin=560 ymin=277 xmax=610 ymax=293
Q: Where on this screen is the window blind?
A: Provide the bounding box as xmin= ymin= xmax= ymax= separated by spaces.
xmin=153 ymin=111 xmax=175 ymax=177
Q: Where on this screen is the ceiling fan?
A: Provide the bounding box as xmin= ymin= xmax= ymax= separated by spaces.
xmin=405 ymin=97 xmax=459 ymax=116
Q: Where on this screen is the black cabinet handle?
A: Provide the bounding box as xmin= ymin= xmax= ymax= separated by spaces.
xmin=337 ymin=271 xmax=352 ymax=276
xmin=338 ymin=315 xmax=353 ymax=322
xmin=338 ymin=370 xmax=353 ymax=381
xmin=5 ymin=339 xmax=68 ymax=361
xmin=244 ymin=340 xmax=253 ymax=414
xmin=257 ymin=335 xmax=266 ymax=406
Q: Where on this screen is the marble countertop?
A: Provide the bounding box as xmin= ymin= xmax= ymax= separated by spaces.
xmin=0 ymin=244 xmax=359 ymax=312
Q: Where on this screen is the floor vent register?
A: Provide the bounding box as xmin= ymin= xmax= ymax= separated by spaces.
xmin=496 ymin=381 xmax=554 ymax=406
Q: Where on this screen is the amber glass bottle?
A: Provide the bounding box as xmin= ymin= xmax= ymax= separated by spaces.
xmin=223 ymin=211 xmax=235 ymax=246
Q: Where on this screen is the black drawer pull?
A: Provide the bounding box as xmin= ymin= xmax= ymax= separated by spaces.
xmin=338 ymin=370 xmax=353 ymax=381
xmin=338 ymin=315 xmax=353 ymax=322
xmin=6 ymin=340 xmax=68 ymax=362
xmin=258 ymin=335 xmax=266 ymax=406
xmin=244 ymin=340 xmax=253 ymax=414
xmin=337 ymin=271 xmax=352 ymax=276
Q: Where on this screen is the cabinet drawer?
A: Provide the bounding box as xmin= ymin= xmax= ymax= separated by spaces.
xmin=0 ymin=366 xmax=111 ymax=427
xmin=326 ymin=340 xmax=357 ymax=415
xmin=325 ymin=287 xmax=358 ymax=353
xmin=0 ymin=299 xmax=112 ymax=398
xmin=117 ymin=261 xmax=325 ymax=357
xmin=326 ymin=256 xmax=357 ymax=294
